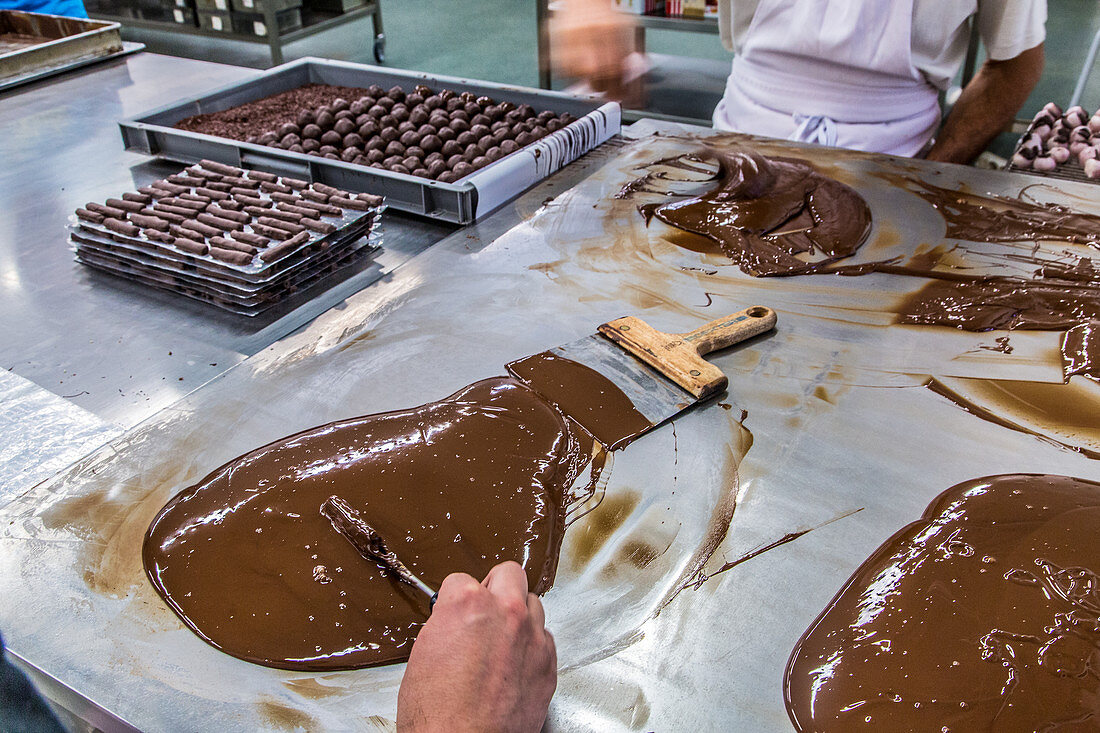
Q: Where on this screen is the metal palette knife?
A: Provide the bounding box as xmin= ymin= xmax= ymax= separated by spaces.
xmin=506 ymin=306 xmax=777 ymax=449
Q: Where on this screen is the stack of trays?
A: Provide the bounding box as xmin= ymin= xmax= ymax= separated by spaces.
xmin=69 ymin=159 xmax=383 ymax=316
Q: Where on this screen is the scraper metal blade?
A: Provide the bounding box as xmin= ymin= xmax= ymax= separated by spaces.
xmin=507 ymin=306 xmax=777 ymax=449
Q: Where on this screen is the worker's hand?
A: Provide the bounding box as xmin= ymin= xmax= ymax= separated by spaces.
xmin=396 ymin=561 xmax=557 ymax=733
xmin=549 ymin=0 xmax=636 ymax=101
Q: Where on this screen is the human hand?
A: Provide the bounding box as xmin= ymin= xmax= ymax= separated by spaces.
xmin=396 ymin=561 xmax=557 ymax=733
xmin=549 ymin=0 xmax=637 ymax=101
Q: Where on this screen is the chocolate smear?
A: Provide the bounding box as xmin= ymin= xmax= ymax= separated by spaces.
xmin=641 ymin=151 xmax=872 ymax=276
xmin=786 ymin=473 xmax=1100 ymax=732
xmin=143 ymin=377 xmax=601 ymax=670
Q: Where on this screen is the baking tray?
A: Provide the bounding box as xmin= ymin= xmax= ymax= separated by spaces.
xmin=0 ymin=10 xmax=139 ymax=92
xmin=118 ymin=57 xmax=621 ymax=223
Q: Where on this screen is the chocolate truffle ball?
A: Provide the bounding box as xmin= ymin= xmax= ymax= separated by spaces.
xmin=531 ymin=125 xmax=548 ymax=139
xmin=462 ymin=147 xmax=480 ymax=163
xmin=368 ymin=104 xmax=388 ymax=118
xmin=471 ymin=155 xmax=490 ymax=170
xmin=427 ymin=159 xmax=447 ymax=178
xmin=547 ymin=118 xmax=564 ymax=132
xmin=450 ymin=110 xmax=470 ymax=124
xmin=438 ymin=171 xmax=456 ymax=183
xmin=446 ymin=153 xmax=465 ymax=169
xmin=297 ymin=110 xmax=316 ymax=127
xmin=406 ymin=93 xmax=425 ymax=108
xmin=420 ymin=134 xmax=442 ymax=153
xmin=289 ymin=144 xmax=304 ymax=153
xmin=424 ymin=152 xmax=444 ymax=165
xmin=561 ymin=113 xmax=576 ymax=124
xmin=500 ymin=139 xmax=519 ymax=154
xmin=498 ymin=100 xmax=516 ymax=114
xmin=405 ymin=146 xmax=425 ymax=160
xmin=438 ymin=127 xmax=457 ymax=142
xmin=400 ymin=130 xmax=421 ymax=147
xmin=477 ymin=137 xmax=495 ymax=154
xmin=380 ymin=127 xmax=400 ymax=143
xmin=471 ymin=113 xmax=491 ymax=128
xmin=410 ymin=107 xmax=430 ymax=126
xmin=321 ymin=130 xmax=343 ymax=146
xmin=344 ymin=133 xmax=365 ymax=149
xmin=492 ymin=128 xmax=512 ymax=145
xmin=464 ymin=102 xmax=481 ymax=117
xmin=383 ymin=155 xmax=402 ymax=167
xmin=359 ymin=119 xmax=380 ymax=138
xmin=387 ymin=85 xmax=406 ymax=101
xmin=450 ymin=118 xmax=470 ymax=133
xmin=446 ymin=97 xmax=464 ymax=112
xmin=278 ymin=122 xmax=300 ymax=138
xmin=390 ymin=164 xmax=410 ymax=175
xmin=456 ymin=130 xmax=478 ymax=147
xmin=516 ymin=104 xmax=535 ymax=119
xmin=316 ymin=111 xmax=336 ymax=129
xmin=505 ymin=109 xmax=524 ymax=124
xmin=398 ymin=121 xmax=417 ymax=134
xmin=349 ymin=98 xmax=369 ymax=116
xmin=470 ymin=123 xmax=491 ymax=139
xmin=319 ymin=145 xmax=339 ymax=156
xmin=377 ymin=96 xmax=395 ymax=111
xmin=366 ymin=137 xmax=386 ymax=151
xmin=484 ymin=105 xmax=503 ymax=122
xmin=516 ymin=131 xmax=534 ymax=146
xmin=335 ymin=110 xmax=354 ymax=122
xmin=302 ymin=139 xmax=321 ymax=153
xmin=411 ymin=168 xmax=430 ymax=178
xmin=331 ymin=98 xmax=350 ymax=113
xmin=392 ymin=105 xmax=410 ymax=123
xmin=385 ymin=140 xmax=407 ymax=157
xmin=452 ymin=161 xmax=473 ymax=178
xmin=417 ymin=123 xmax=438 ymax=137
xmin=367 ymin=148 xmax=385 ymax=163
xmin=537 ymin=110 xmax=555 ymax=124
xmin=380 ymin=114 xmax=398 ymax=129
xmin=425 ymin=95 xmax=443 ymax=111
xmin=485 ymin=146 xmax=503 ymax=162
xmin=281 ymin=133 xmax=301 ymax=147
xmin=402 ymin=155 xmax=420 ymax=170
xmin=258 ymin=131 xmax=279 ymax=145
xmin=324 ymin=152 xmax=340 ymax=159
xmin=334 ymin=118 xmax=356 ymax=136
xmin=367 ymin=84 xmax=385 ymax=98
xmin=430 ymin=113 xmax=451 ymax=129
xmin=342 ymin=147 xmax=361 ymax=162
xmin=354 ymin=155 xmax=370 ymax=166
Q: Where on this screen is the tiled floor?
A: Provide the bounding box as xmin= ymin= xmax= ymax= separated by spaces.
xmin=125 ymin=1 xmax=1100 ymax=156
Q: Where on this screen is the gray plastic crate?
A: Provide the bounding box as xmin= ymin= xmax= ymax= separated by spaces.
xmin=118 ymin=57 xmax=620 ymax=224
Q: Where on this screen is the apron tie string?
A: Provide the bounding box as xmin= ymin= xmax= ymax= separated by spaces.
xmin=791 ymin=114 xmax=838 ymax=147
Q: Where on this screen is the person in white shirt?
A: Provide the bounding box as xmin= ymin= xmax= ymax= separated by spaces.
xmin=552 ymin=0 xmax=1047 ymax=163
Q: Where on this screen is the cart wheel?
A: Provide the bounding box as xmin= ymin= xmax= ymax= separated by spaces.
xmin=373 ymin=34 xmax=385 ymax=63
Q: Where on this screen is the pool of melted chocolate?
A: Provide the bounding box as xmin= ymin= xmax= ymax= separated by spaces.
xmin=642 ymin=151 xmax=872 ymax=276
xmin=143 ymin=377 xmax=597 ymax=671
xmin=785 ymin=473 xmax=1100 ymax=732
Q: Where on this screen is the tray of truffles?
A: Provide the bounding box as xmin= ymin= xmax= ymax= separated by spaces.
xmin=1006 ymin=102 xmax=1100 ymax=181
xmin=118 ymin=57 xmax=620 ymax=224
xmin=0 ymin=10 xmax=139 ymax=92
xmin=69 ymin=159 xmax=383 ymax=316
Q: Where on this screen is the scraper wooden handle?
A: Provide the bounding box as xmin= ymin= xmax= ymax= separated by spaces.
xmin=598 ymin=306 xmax=777 ymax=400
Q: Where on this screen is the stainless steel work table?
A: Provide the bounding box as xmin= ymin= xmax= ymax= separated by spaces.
xmin=3 ymin=60 xmax=1100 ymax=731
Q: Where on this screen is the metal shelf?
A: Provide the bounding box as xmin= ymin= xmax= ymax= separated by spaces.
xmin=90 ymin=0 xmax=381 ymax=65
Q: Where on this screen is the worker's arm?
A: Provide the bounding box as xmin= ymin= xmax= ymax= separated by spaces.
xmin=926 ymin=43 xmax=1045 ymax=164
xmin=548 ymin=0 xmax=636 ymax=100
xmin=396 ymin=561 xmax=557 ymax=733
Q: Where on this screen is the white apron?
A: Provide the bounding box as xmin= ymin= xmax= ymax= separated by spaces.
xmin=712 ymin=0 xmax=941 ymax=157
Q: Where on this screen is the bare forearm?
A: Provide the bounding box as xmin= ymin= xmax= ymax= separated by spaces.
xmin=927 ymin=43 xmax=1044 ymax=164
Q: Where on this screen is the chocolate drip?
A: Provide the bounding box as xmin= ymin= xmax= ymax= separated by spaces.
xmin=642 ymin=151 xmax=872 ymax=276
xmin=786 ymin=474 xmax=1100 ymax=732
xmin=143 ymin=377 xmax=598 ymax=671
